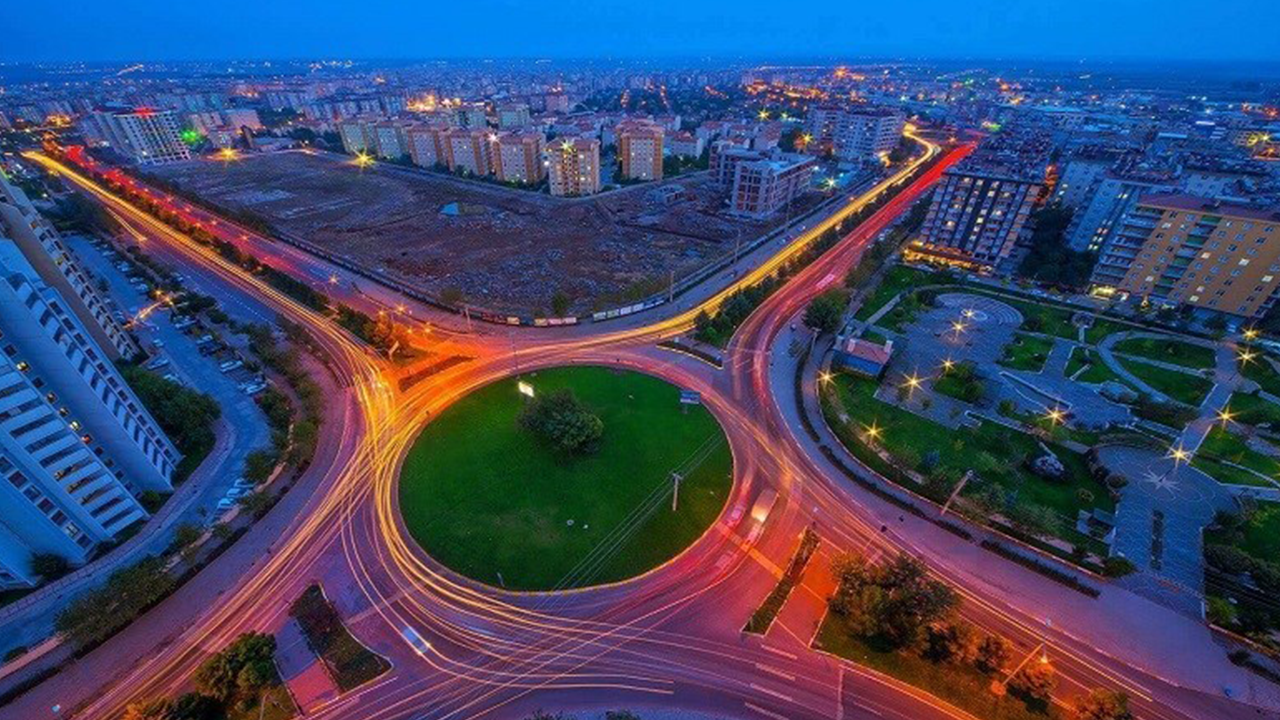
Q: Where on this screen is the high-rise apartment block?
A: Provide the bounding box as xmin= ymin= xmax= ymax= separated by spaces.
xmin=90 ymin=108 xmax=190 ymax=165
xmin=446 ymin=128 xmax=494 ymax=176
xmin=496 ymin=103 xmax=532 ymax=129
xmin=618 ymin=121 xmax=665 ymax=181
xmin=1092 ymin=195 xmax=1280 ymax=319
xmin=492 ymin=131 xmax=546 ymax=184
xmin=406 ymin=125 xmax=450 ymax=168
xmin=0 ymin=242 xmax=179 ymax=588
xmin=805 ymin=105 xmax=904 ymax=162
xmin=547 ymin=137 xmax=601 ymax=197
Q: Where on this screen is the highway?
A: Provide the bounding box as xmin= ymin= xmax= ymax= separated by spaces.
xmin=4 ymin=137 xmax=1277 ymax=720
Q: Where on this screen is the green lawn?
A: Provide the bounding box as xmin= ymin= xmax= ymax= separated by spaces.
xmin=1196 ymin=427 xmax=1280 ymax=481
xmin=228 ymin=685 xmax=296 ymax=720
xmin=1064 ymin=347 xmax=1088 ymax=378
xmin=290 ymin=585 xmax=390 ymax=692
xmin=1113 ymin=337 xmax=1216 ymax=370
xmin=999 ymin=333 xmax=1055 ymax=372
xmin=1083 ymin=318 xmax=1133 ymax=346
xmin=828 ymin=374 xmax=1112 ymax=522
xmin=398 ymin=367 xmax=732 ymax=590
xmin=854 ymin=265 xmax=932 ymax=321
xmin=1065 ymin=347 xmax=1128 ymax=385
xmin=815 ymin=614 xmax=1062 ymax=720
xmin=1206 ymin=502 xmax=1280 ymax=560
xmin=1192 ymin=456 xmax=1274 ymax=488
xmin=861 ymin=328 xmax=889 ymax=345
xmin=965 ymin=293 xmax=1077 ymax=339
xmin=1118 ymin=358 xmax=1214 ymax=406
xmin=1242 ymin=355 xmax=1280 ymax=396
xmin=1226 ymin=392 xmax=1280 ymax=428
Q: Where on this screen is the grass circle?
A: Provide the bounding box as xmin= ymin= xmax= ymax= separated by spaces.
xmin=398 ymin=366 xmax=733 ymax=591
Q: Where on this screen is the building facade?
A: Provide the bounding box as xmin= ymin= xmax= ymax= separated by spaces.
xmin=547 ymin=137 xmax=601 ymax=197
xmin=728 ymin=154 xmax=815 ymax=219
xmin=618 ymin=121 xmax=665 ymax=181
xmin=446 ymin=128 xmax=494 ymax=176
xmin=492 ymin=131 xmax=546 ymax=184
xmin=91 ymin=108 xmax=190 ymax=165
xmin=1093 ymin=195 xmax=1280 ymax=319
xmin=806 ymin=106 xmax=904 ymax=162
xmin=913 ymin=164 xmax=1044 ymax=271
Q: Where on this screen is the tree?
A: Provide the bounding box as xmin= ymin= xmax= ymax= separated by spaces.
xmin=829 ymin=552 xmax=960 ymax=648
xmin=1074 ymin=688 xmax=1132 ymax=720
xmin=920 ymin=621 xmax=977 ymax=664
xmin=1009 ymin=661 xmax=1057 ymax=705
xmin=123 ymin=698 xmax=174 ymax=720
xmin=30 ymin=553 xmax=71 ymax=581
xmin=168 ymin=693 xmax=222 ymax=720
xmin=195 ymin=632 xmax=278 ymax=704
xmin=243 ymin=449 xmax=278 ymax=484
xmin=804 ymin=289 xmax=849 ymax=335
xmin=550 ymin=291 xmax=572 ymax=317
xmin=1016 ymin=205 xmax=1096 ymax=290
xmin=974 ymin=634 xmax=1012 ymax=675
xmin=519 ymin=388 xmax=604 ymax=455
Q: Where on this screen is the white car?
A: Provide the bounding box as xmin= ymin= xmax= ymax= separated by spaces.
xmin=216 ymin=498 xmax=236 ymax=510
xmin=218 ymin=359 xmax=243 ymax=373
xmin=234 ymin=478 xmax=255 ymax=489
xmin=224 ymin=487 xmax=248 ymax=499
xmin=145 ymin=357 xmax=169 ymax=371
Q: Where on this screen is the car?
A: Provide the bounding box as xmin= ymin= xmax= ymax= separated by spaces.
xmin=144 ymin=357 xmax=169 ymax=371
xmin=242 ymin=382 xmax=267 ymax=395
xmin=195 ymin=334 xmax=215 ymax=345
xmin=216 ymin=498 xmax=236 ymax=510
xmin=172 ymin=317 xmax=195 ymax=329
xmin=219 ymin=359 xmax=243 ymax=373
xmin=224 ymin=487 xmax=248 ymax=499
xmin=152 ymin=339 xmax=165 ymax=348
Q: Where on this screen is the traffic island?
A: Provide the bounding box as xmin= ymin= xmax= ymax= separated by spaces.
xmin=397 ymin=366 xmax=733 ymax=591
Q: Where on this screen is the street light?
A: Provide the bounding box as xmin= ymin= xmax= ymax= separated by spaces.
xmin=1217 ymin=407 xmax=1234 ymax=428
xmin=941 ymin=358 xmax=955 ymax=373
xmin=354 ymin=152 xmax=375 ymax=170
xmin=1244 ymin=327 xmax=1259 ymax=342
xmin=1045 ymin=407 xmax=1065 ymax=426
xmin=864 ymin=422 xmax=882 ymax=443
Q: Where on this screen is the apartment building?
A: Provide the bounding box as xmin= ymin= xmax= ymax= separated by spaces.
xmin=911 ymin=161 xmax=1045 ymax=271
xmin=1093 ymin=195 xmax=1280 ymax=319
xmin=547 ymin=137 xmax=602 ymax=197
xmin=497 ymin=103 xmax=532 ymax=129
xmin=709 ymin=140 xmax=762 ymax=186
xmin=339 ymin=118 xmax=375 ymax=155
xmin=1066 ymin=169 xmax=1178 ymax=252
xmin=728 ymin=153 xmax=816 ymax=219
xmin=618 ymin=121 xmax=665 ymax=181
xmin=0 ymin=244 xmax=179 ymax=587
xmin=0 ymin=176 xmax=140 ymax=360
xmin=446 ymin=128 xmax=494 ymax=176
xmin=371 ymin=122 xmax=408 ymax=160
xmin=805 ymin=105 xmax=904 ymax=162
xmin=90 ymin=108 xmax=190 ymax=165
xmin=492 ymin=131 xmax=546 ymax=184
xmin=406 ymin=124 xmax=451 ymax=168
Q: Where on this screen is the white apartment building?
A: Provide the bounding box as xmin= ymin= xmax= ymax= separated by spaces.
xmin=0 ymin=176 xmax=140 ymax=360
xmin=446 ymin=128 xmax=494 ymax=176
xmin=497 ymin=103 xmax=532 ymax=129
xmin=91 ymin=108 xmax=191 ymax=165
xmin=547 ymin=137 xmax=601 ymax=197
xmin=406 ymin=125 xmax=450 ymax=168
xmin=806 ymin=106 xmax=904 ymax=162
xmin=0 ymin=244 xmax=179 ymax=588
xmin=372 ymin=122 xmax=408 ymax=160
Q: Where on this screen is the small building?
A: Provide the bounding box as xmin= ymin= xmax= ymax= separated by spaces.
xmin=832 ymin=336 xmax=894 ymax=379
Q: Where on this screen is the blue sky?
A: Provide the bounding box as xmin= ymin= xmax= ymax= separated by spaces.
xmin=4 ymin=0 xmax=1276 ymax=62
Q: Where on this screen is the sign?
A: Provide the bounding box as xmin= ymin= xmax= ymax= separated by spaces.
xmin=679 ymin=390 xmax=701 ymax=405
xmin=517 ymin=381 xmax=535 ymax=398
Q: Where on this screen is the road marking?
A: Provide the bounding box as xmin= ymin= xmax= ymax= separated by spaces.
xmin=760 ymin=644 xmax=798 ymax=661
xmin=749 ymin=683 xmax=794 ymax=703
xmin=744 ymin=702 xmax=792 ymax=720
xmin=754 ymin=662 xmax=796 ymax=682
xmin=836 ymin=666 xmax=845 ymax=720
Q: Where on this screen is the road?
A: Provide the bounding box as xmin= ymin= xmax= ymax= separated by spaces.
xmin=3 ymin=136 xmax=1277 ymax=720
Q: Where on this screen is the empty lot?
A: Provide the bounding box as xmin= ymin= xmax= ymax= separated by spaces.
xmin=150 ymin=150 xmax=811 ymax=314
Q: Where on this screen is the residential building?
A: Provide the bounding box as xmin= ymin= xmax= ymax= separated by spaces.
xmin=547 ymin=137 xmax=601 ymax=197
xmin=497 ymin=103 xmax=532 ymax=129
xmin=0 ymin=243 xmax=180 ymax=587
xmin=371 ymin=122 xmax=408 ymax=160
xmin=728 ymin=153 xmax=815 ymax=219
xmin=492 ymin=131 xmax=546 ymax=184
xmin=1066 ymin=169 xmax=1178 ymax=252
xmin=339 ymin=119 xmax=374 ymax=154
xmin=709 ymin=140 xmax=761 ymax=186
xmin=450 ymin=103 xmax=489 ymax=129
xmin=446 ymin=128 xmax=494 ymax=176
xmin=668 ymin=132 xmax=704 ymax=158
xmin=911 ymin=147 xmax=1047 ymax=271
xmin=406 ymin=124 xmax=450 ymax=168
xmin=0 ymin=176 xmax=140 ymax=360
xmin=90 ymin=108 xmax=190 ymax=165
xmin=1093 ymin=195 xmax=1280 ymax=319
xmin=618 ymin=121 xmax=665 ymax=181
xmin=806 ymin=105 xmax=904 ymax=162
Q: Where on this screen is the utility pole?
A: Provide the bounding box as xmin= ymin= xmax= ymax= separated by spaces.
xmin=667 ymin=268 xmax=675 ymax=302
xmin=940 ymin=470 xmax=974 ymax=516
xmin=671 ymin=472 xmax=683 ymax=512
xmin=510 ymin=334 xmax=521 ymax=374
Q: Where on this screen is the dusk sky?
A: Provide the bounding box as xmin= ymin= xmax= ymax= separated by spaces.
xmin=5 ymin=0 xmax=1276 ymax=63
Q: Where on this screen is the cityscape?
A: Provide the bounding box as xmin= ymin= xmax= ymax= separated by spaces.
xmin=1 ymin=3 xmax=1280 ymax=720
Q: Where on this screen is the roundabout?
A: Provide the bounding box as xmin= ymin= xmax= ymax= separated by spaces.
xmin=396 ymin=365 xmax=734 ymax=591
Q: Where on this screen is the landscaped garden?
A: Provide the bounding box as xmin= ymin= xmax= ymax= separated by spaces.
xmin=999 ymin=333 xmax=1055 ymax=372
xmin=1117 ymin=357 xmax=1214 ymax=406
xmin=398 ymin=366 xmax=733 ymax=590
xmin=1192 ymin=427 xmax=1279 ymax=487
xmin=1204 ymin=502 xmax=1280 ymax=650
xmin=1227 ymin=391 xmax=1280 ymax=428
xmin=1112 ymin=337 xmax=1216 ymax=370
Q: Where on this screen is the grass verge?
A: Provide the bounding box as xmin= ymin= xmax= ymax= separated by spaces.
xmin=744 ymin=527 xmax=820 ymax=634
xmin=290 ymin=585 xmax=390 ymax=693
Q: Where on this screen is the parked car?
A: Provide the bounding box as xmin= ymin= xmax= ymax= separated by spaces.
xmin=216 ymin=498 xmax=236 ymax=510
xmin=144 ymin=357 xmax=169 ymax=371
xmin=219 ymin=359 xmax=243 ymax=373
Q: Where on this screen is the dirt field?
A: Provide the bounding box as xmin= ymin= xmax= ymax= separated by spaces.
xmin=148 ymin=150 xmax=817 ymax=314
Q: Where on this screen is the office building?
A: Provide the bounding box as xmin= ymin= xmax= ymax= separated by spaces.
xmin=90 ymin=108 xmax=190 ymax=165
xmin=492 ymin=131 xmax=546 ymax=184
xmin=728 ymin=153 xmax=815 ymax=219
xmin=0 ymin=244 xmax=179 ymax=588
xmin=547 ymin=137 xmax=601 ymax=197
xmin=618 ymin=121 xmax=665 ymax=181
xmin=1093 ymin=195 xmax=1280 ymax=319
xmin=446 ymin=128 xmax=494 ymax=176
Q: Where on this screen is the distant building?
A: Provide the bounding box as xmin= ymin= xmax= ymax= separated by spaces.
xmin=546 ymin=137 xmax=601 ymax=197
xmin=1092 ymin=195 xmax=1280 ymax=319
xmin=450 ymin=103 xmax=489 ymax=129
xmin=806 ymin=105 xmax=904 ymax=162
xmin=668 ymin=131 xmax=704 ymax=158
xmin=496 ymin=103 xmax=532 ymax=129
xmin=618 ymin=121 xmax=665 ymax=181
xmin=0 ymin=243 xmax=179 ymax=588
xmin=545 ymin=92 xmax=570 ymax=114
xmin=728 ymin=153 xmax=815 ymax=219
xmin=446 ymin=128 xmax=494 ymax=176
xmin=492 ymin=131 xmax=546 ymax=184
xmin=90 ymin=108 xmax=190 ymax=165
